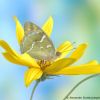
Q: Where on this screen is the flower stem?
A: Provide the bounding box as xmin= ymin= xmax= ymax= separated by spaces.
xmin=63 ymin=74 xmax=99 ymax=100
xmin=30 ymin=80 xmax=40 ymax=100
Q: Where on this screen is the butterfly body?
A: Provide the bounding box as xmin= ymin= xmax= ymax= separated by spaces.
xmin=20 ymin=22 xmax=57 ymax=60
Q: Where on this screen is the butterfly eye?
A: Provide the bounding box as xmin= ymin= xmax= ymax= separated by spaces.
xmin=56 ymin=52 xmax=61 ymax=57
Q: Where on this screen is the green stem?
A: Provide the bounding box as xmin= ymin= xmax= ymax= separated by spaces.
xmin=63 ymin=74 xmax=99 ymax=100
xmin=30 ymin=80 xmax=40 ymax=100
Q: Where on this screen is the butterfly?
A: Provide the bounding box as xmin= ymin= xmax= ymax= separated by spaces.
xmin=20 ymin=22 xmax=61 ymax=61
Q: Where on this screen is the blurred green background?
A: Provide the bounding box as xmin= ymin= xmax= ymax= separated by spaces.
xmin=0 ymin=0 xmax=100 ymax=100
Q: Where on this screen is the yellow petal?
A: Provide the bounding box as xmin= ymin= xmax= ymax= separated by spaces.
xmin=2 ymin=52 xmax=40 ymax=68
xmin=0 ymin=40 xmax=39 ymax=68
xmin=20 ymin=53 xmax=40 ymax=68
xmin=13 ymin=16 xmax=24 ymax=44
xmin=0 ymin=40 xmax=18 ymax=56
xmin=53 ymin=64 xmax=100 ymax=75
xmin=80 ymin=60 xmax=98 ymax=66
xmin=42 ymin=16 xmax=53 ymax=37
xmin=44 ymin=58 xmax=75 ymax=74
xmin=70 ymin=43 xmax=87 ymax=61
xmin=56 ymin=41 xmax=73 ymax=60
xmin=24 ymin=68 xmax=43 ymax=87
xmin=2 ymin=52 xmax=22 ymax=64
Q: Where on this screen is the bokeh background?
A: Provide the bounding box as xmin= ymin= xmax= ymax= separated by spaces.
xmin=0 ymin=0 xmax=100 ymax=100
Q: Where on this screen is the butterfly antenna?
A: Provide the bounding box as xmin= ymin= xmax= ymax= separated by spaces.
xmin=62 ymin=41 xmax=76 ymax=53
xmin=61 ymin=42 xmax=76 ymax=52
xmin=56 ymin=42 xmax=76 ymax=56
xmin=62 ymin=48 xmax=76 ymax=53
xmin=64 ymin=42 xmax=76 ymax=50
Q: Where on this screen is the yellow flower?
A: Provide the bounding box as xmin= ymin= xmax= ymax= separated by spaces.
xmin=0 ymin=16 xmax=100 ymax=87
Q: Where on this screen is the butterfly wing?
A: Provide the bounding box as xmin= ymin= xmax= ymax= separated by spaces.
xmin=20 ymin=22 xmax=56 ymax=60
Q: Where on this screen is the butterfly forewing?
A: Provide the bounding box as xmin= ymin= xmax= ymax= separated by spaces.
xmin=20 ymin=22 xmax=56 ymax=60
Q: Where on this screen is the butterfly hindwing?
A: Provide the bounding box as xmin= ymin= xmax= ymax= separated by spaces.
xmin=20 ymin=22 xmax=56 ymax=60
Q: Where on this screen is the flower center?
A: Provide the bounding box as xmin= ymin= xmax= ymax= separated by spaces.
xmin=37 ymin=60 xmax=51 ymax=70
